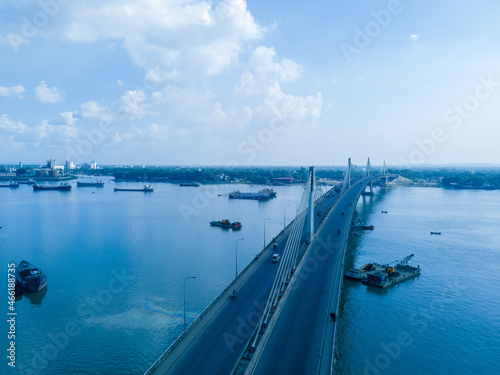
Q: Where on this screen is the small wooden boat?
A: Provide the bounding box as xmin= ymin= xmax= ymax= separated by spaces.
xmin=430 ymin=231 xmax=441 ymax=235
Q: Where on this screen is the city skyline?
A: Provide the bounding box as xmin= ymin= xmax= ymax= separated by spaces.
xmin=1 ymin=0 xmax=500 ymax=166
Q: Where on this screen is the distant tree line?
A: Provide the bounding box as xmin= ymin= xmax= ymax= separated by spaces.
xmin=71 ymin=165 xmax=500 ymax=188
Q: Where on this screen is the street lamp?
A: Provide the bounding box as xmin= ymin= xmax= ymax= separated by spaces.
xmin=183 ymin=276 xmax=197 ymax=330
xmin=235 ymin=238 xmax=244 ymax=278
xmin=264 ymin=217 xmax=271 ymax=248
xmin=284 ymin=204 xmax=291 ymax=229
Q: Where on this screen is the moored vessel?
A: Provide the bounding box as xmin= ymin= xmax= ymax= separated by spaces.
xmin=16 ymin=260 xmax=47 ymax=292
xmin=114 ymin=184 xmax=154 ymax=192
xmin=210 ymin=219 xmax=242 ymax=230
xmin=33 ymin=183 xmax=72 ymax=191
xmin=0 ymin=181 xmax=19 ymax=188
xmin=179 ymin=182 xmax=200 ymax=187
xmin=77 ymin=180 xmax=105 ymax=187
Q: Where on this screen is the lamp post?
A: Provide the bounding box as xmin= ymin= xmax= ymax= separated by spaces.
xmin=235 ymin=238 xmax=244 ymax=278
xmin=183 ymin=276 xmax=197 ymax=330
xmin=264 ymin=217 xmax=271 ymax=248
xmin=284 ymin=204 xmax=291 ymax=229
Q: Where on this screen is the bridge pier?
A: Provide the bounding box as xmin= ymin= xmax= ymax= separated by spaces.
xmin=361 ymin=181 xmax=374 ymax=196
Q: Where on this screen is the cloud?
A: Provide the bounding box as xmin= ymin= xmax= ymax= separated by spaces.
xmin=81 ymin=101 xmax=115 ymax=122
xmin=60 ymin=111 xmax=77 ymax=126
xmin=408 ymin=34 xmax=419 ymax=44
xmin=119 ymin=90 xmax=148 ymax=117
xmin=263 ymin=82 xmax=322 ymax=125
xmin=0 ymin=84 xmax=25 ymax=98
xmin=59 ymin=0 xmax=265 ymax=81
xmin=0 ymin=114 xmax=79 ymax=151
xmin=239 ymin=46 xmax=303 ymax=95
xmin=35 ymin=81 xmax=64 ymax=103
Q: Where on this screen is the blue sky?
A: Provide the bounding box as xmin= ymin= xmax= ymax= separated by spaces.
xmin=1 ymin=0 xmax=499 ymax=166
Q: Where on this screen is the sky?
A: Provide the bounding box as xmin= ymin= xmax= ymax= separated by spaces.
xmin=1 ymin=0 xmax=500 ymax=167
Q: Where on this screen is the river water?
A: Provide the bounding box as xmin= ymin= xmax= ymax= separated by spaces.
xmin=335 ymin=186 xmax=500 ymax=375
xmin=1 ymin=182 xmax=499 ymax=374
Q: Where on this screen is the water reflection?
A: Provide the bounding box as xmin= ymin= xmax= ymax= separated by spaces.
xmin=22 ymin=287 xmax=48 ymax=306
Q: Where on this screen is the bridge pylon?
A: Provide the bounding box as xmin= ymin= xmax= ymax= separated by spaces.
xmin=362 ymin=158 xmax=374 ymax=196
xmin=307 ymin=166 xmax=315 ymax=244
xmin=340 ymin=158 xmax=351 ymax=195
xmin=379 ymin=160 xmax=388 ymax=187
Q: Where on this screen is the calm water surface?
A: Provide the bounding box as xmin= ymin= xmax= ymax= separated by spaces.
xmin=1 ymin=180 xmax=305 ymax=375
xmin=1 ymin=183 xmax=499 ymax=374
xmin=336 ymin=187 xmax=500 ymax=375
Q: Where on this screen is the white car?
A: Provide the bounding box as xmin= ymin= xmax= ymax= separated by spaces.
xmin=272 ymin=254 xmax=280 ymax=263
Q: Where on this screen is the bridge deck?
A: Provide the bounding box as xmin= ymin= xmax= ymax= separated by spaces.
xmin=247 ymin=177 xmax=373 ymax=375
xmin=145 ymin=187 xmax=342 ymax=375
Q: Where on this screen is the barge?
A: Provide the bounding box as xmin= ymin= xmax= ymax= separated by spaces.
xmin=210 ymin=219 xmax=242 ymax=230
xmin=33 ymin=183 xmax=71 ymax=191
xmin=114 ymin=185 xmax=154 ymax=192
xmin=228 ymin=189 xmax=276 ymax=201
xmin=0 ymin=182 xmax=19 ymax=188
xmin=77 ymin=180 xmax=105 ymax=187
xmin=345 ymin=254 xmax=420 ymax=288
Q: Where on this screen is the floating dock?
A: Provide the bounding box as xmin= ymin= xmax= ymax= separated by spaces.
xmin=344 ymin=254 xmax=420 ymax=288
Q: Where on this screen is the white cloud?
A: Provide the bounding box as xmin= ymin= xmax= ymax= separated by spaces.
xmin=81 ymin=101 xmax=115 ymax=122
xmin=119 ymin=90 xmax=148 ymax=117
xmin=35 ymin=81 xmax=64 ymax=103
xmin=0 ymin=85 xmax=25 ymax=98
xmin=117 ymin=80 xmax=124 ymax=85
xmin=408 ymin=34 xmax=419 ymax=44
xmin=0 ymin=114 xmax=29 ymax=134
xmin=0 ymin=114 xmax=79 ymax=150
xmin=59 ymin=0 xmax=265 ymax=81
xmin=239 ymin=46 xmax=302 ymax=95
xmin=60 ymin=111 xmax=77 ymax=126
xmin=263 ymin=82 xmax=322 ymax=125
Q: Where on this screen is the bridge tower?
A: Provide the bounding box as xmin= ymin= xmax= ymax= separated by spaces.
xmin=380 ymin=160 xmax=388 ymax=187
xmin=362 ymin=157 xmax=374 ymax=196
xmin=307 ymin=166 xmax=315 ymax=244
xmin=340 ymin=158 xmax=351 ymax=195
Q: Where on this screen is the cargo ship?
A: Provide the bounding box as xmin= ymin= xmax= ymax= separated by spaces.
xmin=114 ymin=185 xmax=154 ymax=192
xmin=0 ymin=181 xmax=19 ymax=188
xmin=228 ymin=189 xmax=276 ymax=201
xmin=210 ymin=220 xmax=242 ymax=230
xmin=17 ymin=179 xmax=36 ymax=185
xmin=77 ymin=180 xmax=105 ymax=187
xmin=16 ymin=260 xmax=47 ymax=292
xmin=179 ymin=182 xmax=200 ymax=187
xmin=33 ymin=183 xmax=72 ymax=191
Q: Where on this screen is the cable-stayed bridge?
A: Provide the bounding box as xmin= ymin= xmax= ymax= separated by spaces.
xmin=144 ymin=159 xmax=397 ymax=375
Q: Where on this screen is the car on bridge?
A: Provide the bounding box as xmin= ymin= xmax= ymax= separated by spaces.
xmin=272 ymin=254 xmax=280 ymax=263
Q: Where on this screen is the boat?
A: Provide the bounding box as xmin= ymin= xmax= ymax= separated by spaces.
xmin=0 ymin=181 xmax=19 ymax=188
xmin=361 ymin=225 xmax=374 ymax=230
xmin=344 ymin=268 xmax=364 ymax=280
xmin=260 ymin=188 xmax=277 ymax=198
xmin=17 ymin=179 xmax=36 ymax=185
xmin=77 ymin=180 xmax=105 ymax=187
xmin=179 ymin=182 xmax=200 ymax=187
xmin=114 ymin=185 xmax=154 ymax=192
xmin=16 ymin=260 xmax=47 ymax=292
xmin=33 ymin=183 xmax=71 ymax=191
xmin=430 ymin=231 xmax=441 ymax=235
xmin=229 ymin=190 xmax=271 ymax=201
xmin=210 ymin=219 xmax=242 ymax=230
xmin=381 ymin=210 xmax=388 ymax=214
